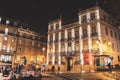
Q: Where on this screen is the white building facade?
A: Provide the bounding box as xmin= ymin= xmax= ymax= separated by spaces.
xmin=47 ymin=5 xmax=120 ymax=72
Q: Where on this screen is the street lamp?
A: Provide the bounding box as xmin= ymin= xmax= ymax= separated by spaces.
xmin=42 ymin=47 xmax=45 ymax=52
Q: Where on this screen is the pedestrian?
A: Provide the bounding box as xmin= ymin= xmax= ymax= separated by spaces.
xmin=107 ymin=57 xmax=112 ymax=73
xmin=58 ymin=66 xmax=60 ymax=75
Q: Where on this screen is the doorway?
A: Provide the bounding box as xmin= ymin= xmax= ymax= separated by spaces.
xmin=67 ymin=57 xmax=73 ymax=71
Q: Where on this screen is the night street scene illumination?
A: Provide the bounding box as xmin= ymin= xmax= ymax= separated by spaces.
xmin=0 ymin=0 xmax=120 ymax=80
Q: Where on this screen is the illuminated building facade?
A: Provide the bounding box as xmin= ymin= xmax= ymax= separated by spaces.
xmin=0 ymin=18 xmax=47 ymax=66
xmin=47 ymin=5 xmax=120 ymax=72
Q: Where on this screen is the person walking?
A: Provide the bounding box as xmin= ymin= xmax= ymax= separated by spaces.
xmin=107 ymin=57 xmax=112 ymax=73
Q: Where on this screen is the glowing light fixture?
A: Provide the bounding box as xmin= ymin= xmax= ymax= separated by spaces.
xmin=0 ymin=17 xmax=2 ymax=22
xmin=108 ymin=42 xmax=111 ymax=45
xmin=6 ymin=20 xmax=10 ymax=25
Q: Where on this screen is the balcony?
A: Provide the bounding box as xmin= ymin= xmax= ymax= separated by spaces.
xmin=54 ymin=40 xmax=59 ymax=43
xmin=68 ymin=38 xmax=72 ymax=41
xmin=91 ymin=33 xmax=98 ymax=37
xmin=82 ymin=35 xmax=88 ymax=38
xmin=0 ymin=49 xmax=15 ymax=55
xmin=75 ymin=50 xmax=79 ymax=53
xmin=61 ymin=39 xmax=65 ymax=42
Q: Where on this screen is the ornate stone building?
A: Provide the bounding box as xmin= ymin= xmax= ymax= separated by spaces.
xmin=47 ymin=5 xmax=120 ymax=72
xmin=0 ymin=18 xmax=47 ymax=67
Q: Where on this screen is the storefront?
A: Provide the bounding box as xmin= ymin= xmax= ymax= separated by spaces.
xmin=94 ymin=55 xmax=110 ymax=70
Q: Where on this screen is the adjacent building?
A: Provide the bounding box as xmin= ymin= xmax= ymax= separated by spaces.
xmin=47 ymin=4 xmax=120 ymax=72
xmin=0 ymin=18 xmax=47 ymax=67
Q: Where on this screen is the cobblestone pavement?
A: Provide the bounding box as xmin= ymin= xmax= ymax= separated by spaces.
xmin=42 ymin=73 xmax=64 ymax=80
xmin=59 ymin=72 xmax=114 ymax=80
xmin=18 ymin=71 xmax=120 ymax=80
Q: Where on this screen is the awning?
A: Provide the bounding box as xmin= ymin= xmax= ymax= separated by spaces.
xmin=0 ymin=62 xmax=12 ymax=66
xmin=94 ymin=54 xmax=110 ymax=57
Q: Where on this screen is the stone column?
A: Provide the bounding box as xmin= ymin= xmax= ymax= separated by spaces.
xmin=97 ymin=22 xmax=102 ymax=55
xmin=79 ymin=27 xmax=84 ymax=64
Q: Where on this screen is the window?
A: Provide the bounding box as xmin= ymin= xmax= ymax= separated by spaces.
xmin=92 ymin=27 xmax=96 ymax=35
xmin=11 ymin=46 xmax=15 ymax=53
xmin=82 ymin=15 xmax=87 ymax=23
xmin=18 ymin=47 xmax=22 ymax=53
xmin=115 ymin=32 xmax=117 ymax=39
xmin=4 ymin=36 xmax=8 ymax=41
xmin=26 ymin=41 xmax=30 ymax=45
xmin=31 ymin=48 xmax=35 ymax=53
xmin=112 ymin=43 xmax=114 ymax=51
xmin=13 ymin=29 xmax=17 ymax=34
xmin=103 ymin=15 xmax=106 ymax=21
xmin=83 ymin=28 xmax=87 ymax=37
xmin=61 ymin=44 xmax=65 ymax=53
xmin=68 ymin=42 xmax=71 ymax=52
xmin=55 ymin=33 xmax=58 ymax=41
xmin=12 ymin=38 xmax=15 ymax=43
xmin=38 ymin=43 xmax=40 ymax=47
xmin=75 ymin=42 xmax=79 ymax=52
xmin=110 ymin=30 xmax=113 ymax=37
xmin=18 ymin=39 xmax=22 ymax=44
xmin=55 ymin=45 xmax=58 ymax=53
xmin=56 ymin=23 xmax=59 ymax=30
xmin=50 ymin=25 xmax=54 ymax=31
xmin=32 ymin=36 xmax=35 ymax=39
xmin=32 ymin=41 xmax=35 ymax=46
xmin=75 ymin=30 xmax=79 ymax=38
xmin=2 ymin=45 xmax=7 ymax=52
xmin=50 ymin=34 xmax=53 ymax=42
xmin=61 ymin=32 xmax=64 ymax=40
xmin=90 ymin=13 xmax=96 ymax=20
xmin=5 ymin=28 xmax=8 ymax=35
xmin=105 ymin=28 xmax=108 ymax=35
xmin=25 ymin=48 xmax=29 ymax=52
xmin=68 ymin=32 xmax=71 ymax=40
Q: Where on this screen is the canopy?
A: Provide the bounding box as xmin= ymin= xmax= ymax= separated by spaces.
xmin=0 ymin=62 xmax=12 ymax=66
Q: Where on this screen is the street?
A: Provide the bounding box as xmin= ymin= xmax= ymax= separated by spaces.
xmin=41 ymin=71 xmax=119 ymax=80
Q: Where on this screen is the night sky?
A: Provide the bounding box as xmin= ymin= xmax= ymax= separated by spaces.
xmin=0 ymin=0 xmax=120 ymax=34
